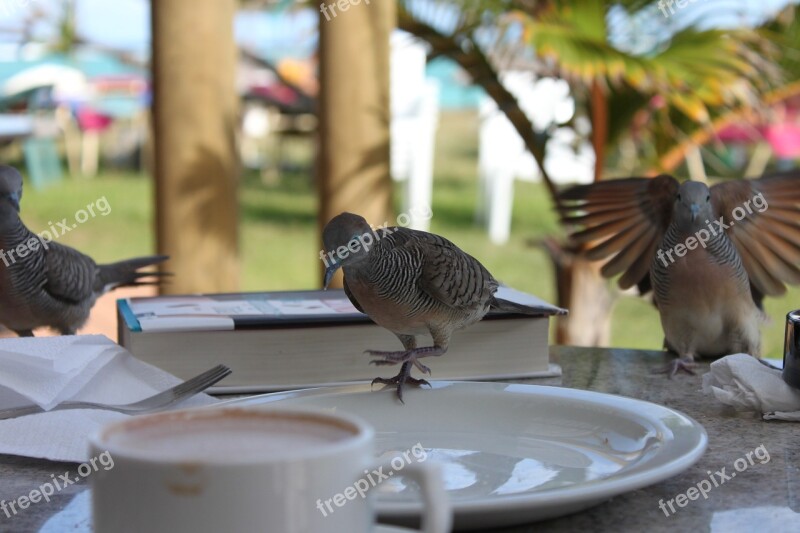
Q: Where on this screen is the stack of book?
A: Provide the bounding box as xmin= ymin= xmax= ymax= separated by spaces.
xmin=117 ymin=287 xmax=565 ymax=393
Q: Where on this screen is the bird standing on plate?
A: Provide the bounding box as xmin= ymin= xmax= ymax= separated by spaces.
xmin=559 ymin=172 xmax=800 ymax=375
xmin=322 ymin=212 xmax=559 ymax=402
xmin=0 ymin=165 xmax=168 ymax=336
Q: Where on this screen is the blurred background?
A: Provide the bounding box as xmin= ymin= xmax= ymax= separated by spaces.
xmin=0 ymin=0 xmax=798 ymax=355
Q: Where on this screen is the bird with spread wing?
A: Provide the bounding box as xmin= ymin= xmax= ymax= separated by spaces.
xmin=559 ymin=172 xmax=800 ymax=375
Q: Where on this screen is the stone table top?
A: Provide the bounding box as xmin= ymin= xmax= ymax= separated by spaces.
xmin=1 ymin=346 xmax=798 ymax=531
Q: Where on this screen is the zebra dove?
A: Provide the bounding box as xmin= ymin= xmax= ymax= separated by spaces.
xmin=559 ymin=172 xmax=800 ymax=375
xmin=0 ymin=165 xmax=168 ymax=336
xmin=322 ymin=212 xmax=560 ymax=401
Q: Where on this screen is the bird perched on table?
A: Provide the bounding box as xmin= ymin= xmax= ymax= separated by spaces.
xmin=559 ymin=172 xmax=800 ymax=375
xmin=0 ymin=165 xmax=168 ymax=336
xmin=322 ymin=212 xmax=561 ymax=401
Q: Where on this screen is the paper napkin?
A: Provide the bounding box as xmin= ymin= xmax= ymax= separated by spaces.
xmin=702 ymin=353 xmax=800 ymax=421
xmin=0 ymin=335 xmax=220 ymax=462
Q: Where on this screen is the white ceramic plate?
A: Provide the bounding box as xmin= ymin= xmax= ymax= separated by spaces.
xmin=221 ymin=382 xmax=707 ymax=530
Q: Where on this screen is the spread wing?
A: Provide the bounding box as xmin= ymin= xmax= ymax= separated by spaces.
xmin=710 ymin=171 xmax=800 ymax=301
xmin=558 ymin=175 xmax=679 ymax=292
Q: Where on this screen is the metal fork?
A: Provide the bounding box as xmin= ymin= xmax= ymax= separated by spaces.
xmin=0 ymin=364 xmax=231 ymax=420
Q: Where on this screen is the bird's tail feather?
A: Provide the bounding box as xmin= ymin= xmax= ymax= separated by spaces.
xmin=98 ymin=255 xmax=170 ymax=291
xmin=489 ymin=296 xmax=566 ymax=316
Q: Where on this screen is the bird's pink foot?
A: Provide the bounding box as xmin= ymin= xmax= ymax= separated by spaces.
xmin=370 ymin=358 xmax=431 ymax=374
xmin=365 ymin=346 xmax=443 ymax=374
xmin=654 ymin=357 xmax=697 ymax=378
xmin=370 ymin=363 xmax=431 ymax=403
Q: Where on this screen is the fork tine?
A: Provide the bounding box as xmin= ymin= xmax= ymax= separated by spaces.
xmin=179 ymin=367 xmax=230 ymax=395
xmin=123 ymin=365 xmax=232 ymax=410
xmin=188 ymin=365 xmax=230 ymax=388
xmin=129 ymin=365 xmax=230 ymax=405
xmin=170 ymin=375 xmax=224 ymax=399
xmin=172 ymin=365 xmax=230 ymax=394
xmin=178 ymin=366 xmax=231 ymax=394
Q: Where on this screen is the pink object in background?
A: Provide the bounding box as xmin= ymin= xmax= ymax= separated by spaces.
xmin=717 ymin=124 xmax=757 ymax=143
xmin=763 ymin=123 xmax=800 ymax=158
xmin=717 ymin=100 xmax=800 ymax=159
xmin=76 ymin=107 xmax=112 ymax=132
xmin=249 ymin=84 xmax=299 ymax=107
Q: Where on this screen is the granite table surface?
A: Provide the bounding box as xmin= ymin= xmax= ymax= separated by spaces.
xmin=1 ymin=346 xmax=798 ymax=532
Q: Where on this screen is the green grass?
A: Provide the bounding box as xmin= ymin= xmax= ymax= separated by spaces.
xmin=15 ymin=111 xmax=798 ymax=357
xmin=22 ymin=174 xmax=157 ymax=263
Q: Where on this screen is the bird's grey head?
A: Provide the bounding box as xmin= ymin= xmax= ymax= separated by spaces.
xmin=321 ymin=212 xmax=374 ymax=288
xmin=673 ymin=181 xmax=712 ymax=227
xmin=0 ymin=166 xmax=22 ymax=213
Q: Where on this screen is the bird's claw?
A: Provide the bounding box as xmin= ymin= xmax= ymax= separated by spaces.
xmin=371 ymin=374 xmax=431 ymax=404
xmin=414 ymin=361 xmax=431 ymax=374
xmin=364 ymin=349 xmax=411 ymax=364
xmin=371 ymin=375 xmax=431 ymax=388
xmin=366 ymin=346 xmax=444 ymax=402
xmin=367 ymin=350 xmax=431 ymax=375
xmin=364 ymin=350 xmax=414 ymax=366
xmin=370 ymin=360 xmax=400 ymax=367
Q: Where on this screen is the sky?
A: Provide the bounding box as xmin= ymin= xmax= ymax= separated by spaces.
xmin=0 ymin=0 xmax=318 ymax=59
xmin=0 ymin=0 xmax=796 ymax=59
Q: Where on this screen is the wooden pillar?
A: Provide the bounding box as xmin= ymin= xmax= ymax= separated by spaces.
xmin=541 ymin=238 xmax=613 ymax=347
xmin=151 ymin=0 xmax=239 ymax=294
xmin=317 ymin=0 xmax=395 ymax=288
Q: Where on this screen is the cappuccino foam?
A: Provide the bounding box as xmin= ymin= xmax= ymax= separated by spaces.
xmin=103 ymin=410 xmax=357 ymax=462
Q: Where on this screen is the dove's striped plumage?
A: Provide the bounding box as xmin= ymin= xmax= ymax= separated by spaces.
xmin=323 ymin=212 xmax=556 ymax=400
xmin=0 ymin=165 xmax=167 ymax=336
xmin=649 ymin=187 xmax=760 ymax=359
xmin=559 ymin=173 xmax=800 ymax=371
xmin=341 ymin=227 xmax=498 ymax=339
xmin=650 ymin=213 xmax=750 ymax=308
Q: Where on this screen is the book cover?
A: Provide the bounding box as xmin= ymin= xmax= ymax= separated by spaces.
xmin=117 ymin=288 xmax=565 ymax=392
xmin=119 ymin=288 xmax=564 ymax=333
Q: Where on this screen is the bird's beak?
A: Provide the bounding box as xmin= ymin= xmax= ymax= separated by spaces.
xmin=690 ymin=204 xmax=700 ymax=222
xmin=8 ymin=191 xmax=20 ymax=212
xmin=323 ymin=261 xmax=341 ymax=290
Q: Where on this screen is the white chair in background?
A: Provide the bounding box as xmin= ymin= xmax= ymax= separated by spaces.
xmin=390 ymin=32 xmax=440 ymax=231
xmin=478 ymin=73 xmax=594 ymax=244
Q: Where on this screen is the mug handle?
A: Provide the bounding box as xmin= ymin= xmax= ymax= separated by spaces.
xmin=367 ymin=459 xmax=452 ymax=533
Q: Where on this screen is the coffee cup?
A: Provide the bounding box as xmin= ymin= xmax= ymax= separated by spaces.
xmin=89 ymin=407 xmax=450 ymax=533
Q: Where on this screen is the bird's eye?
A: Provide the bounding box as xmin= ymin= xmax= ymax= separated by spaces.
xmin=677 ymin=193 xmax=682 ymax=201
xmin=706 ymin=195 xmax=711 ymax=202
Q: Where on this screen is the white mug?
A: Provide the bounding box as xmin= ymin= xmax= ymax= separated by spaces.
xmin=88 ymin=407 xmax=451 ymax=533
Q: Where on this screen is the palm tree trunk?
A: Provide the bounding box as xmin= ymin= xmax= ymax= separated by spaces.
xmin=541 ymin=238 xmax=613 ymax=346
xmin=151 ymin=0 xmax=240 ymax=294
xmin=317 ymin=1 xmax=395 ymax=288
